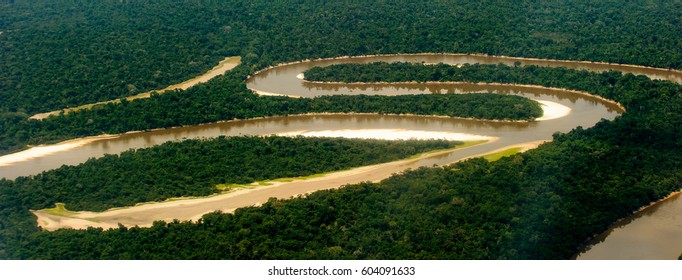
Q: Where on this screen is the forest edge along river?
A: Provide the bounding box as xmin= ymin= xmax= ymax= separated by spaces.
xmin=28 ymin=56 xmax=242 ymax=120
xmin=2 ymin=53 xmax=681 ymax=259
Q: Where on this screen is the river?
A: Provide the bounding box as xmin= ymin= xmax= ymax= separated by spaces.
xmin=575 ymin=193 xmax=682 ymax=259
xmin=2 ymin=53 xmax=682 ymax=259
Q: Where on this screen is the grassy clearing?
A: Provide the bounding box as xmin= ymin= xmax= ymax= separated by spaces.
xmin=215 ymin=173 xmax=331 ymax=192
xmin=482 ymin=147 xmax=523 ymax=162
xmin=272 ymin=173 xmax=328 ymax=182
xmin=40 ymin=203 xmax=77 ymax=217
xmin=458 ymin=140 xmax=488 ymax=149
xmin=216 ymin=183 xmax=245 ymax=191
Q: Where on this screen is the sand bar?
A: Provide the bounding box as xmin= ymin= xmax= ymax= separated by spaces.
xmin=0 ymin=134 xmax=117 ymax=167
xmin=535 ymin=100 xmax=571 ymax=121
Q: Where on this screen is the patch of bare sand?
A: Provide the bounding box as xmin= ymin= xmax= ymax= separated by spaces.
xmin=0 ymin=134 xmax=117 ymax=167
xmin=250 ymin=89 xmax=302 ymax=98
xmin=535 ymin=100 xmax=571 ymax=121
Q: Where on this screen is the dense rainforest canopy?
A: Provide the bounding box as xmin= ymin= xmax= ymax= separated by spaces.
xmin=0 ymin=0 xmax=681 ymax=259
xmin=0 ymin=0 xmax=680 ymax=114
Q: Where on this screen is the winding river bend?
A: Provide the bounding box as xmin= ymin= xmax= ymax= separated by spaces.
xmin=2 ymin=53 xmax=681 ymax=258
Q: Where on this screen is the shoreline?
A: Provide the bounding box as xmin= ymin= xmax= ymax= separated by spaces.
xmin=246 ymin=52 xmax=682 ymax=85
xmin=455 ymin=140 xmax=549 ymax=164
xmin=0 ymin=134 xmax=118 ymax=167
xmin=535 ymin=100 xmax=572 ymax=121
xmin=251 ymin=86 xmax=573 ymax=122
xmin=573 ymin=188 xmax=682 ymax=259
xmin=297 ymin=80 xmax=626 ymax=112
xmin=29 ymin=56 xmax=242 ymax=120
xmin=276 ymin=128 xmax=495 ymax=142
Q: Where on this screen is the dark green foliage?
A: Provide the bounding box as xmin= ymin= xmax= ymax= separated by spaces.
xmin=1 ymin=0 xmax=681 ymax=114
xmin=310 ymin=94 xmax=542 ymax=121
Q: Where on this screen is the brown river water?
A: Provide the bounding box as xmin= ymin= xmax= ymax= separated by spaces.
xmin=3 ymin=53 xmax=682 ymax=259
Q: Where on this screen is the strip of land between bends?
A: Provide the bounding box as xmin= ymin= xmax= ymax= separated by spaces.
xmin=298 ymin=80 xmax=626 ymax=113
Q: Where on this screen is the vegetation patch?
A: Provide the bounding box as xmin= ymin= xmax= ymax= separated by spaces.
xmin=216 ymin=183 xmax=245 ymax=192
xmin=404 ymin=141 xmax=486 ymax=160
xmin=272 ymin=173 xmax=328 ymax=182
xmin=40 ymin=203 xmax=76 ymax=217
xmin=482 ymin=147 xmax=523 ymax=162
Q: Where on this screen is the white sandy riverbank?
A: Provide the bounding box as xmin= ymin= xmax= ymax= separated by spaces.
xmin=0 ymin=135 xmax=117 ymax=167
xmin=535 ymin=100 xmax=571 ymax=121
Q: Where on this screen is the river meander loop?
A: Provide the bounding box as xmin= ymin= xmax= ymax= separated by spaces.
xmin=5 ymin=53 xmax=681 ymax=258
